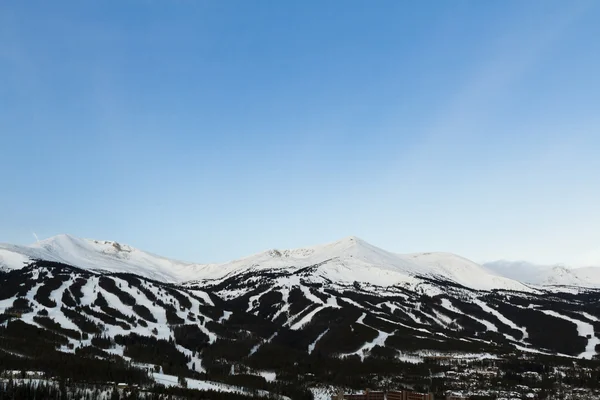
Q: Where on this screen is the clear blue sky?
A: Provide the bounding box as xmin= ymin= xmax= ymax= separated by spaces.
xmin=1 ymin=1 xmax=599 ymax=266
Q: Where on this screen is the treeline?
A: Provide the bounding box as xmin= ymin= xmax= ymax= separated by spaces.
xmin=0 ymin=320 xmax=150 ymax=385
xmin=115 ymin=333 xmax=191 ymax=377
xmin=0 ymin=380 xmax=278 ymax=399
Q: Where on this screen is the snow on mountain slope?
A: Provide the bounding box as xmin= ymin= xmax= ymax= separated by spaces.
xmin=398 ymin=252 xmax=531 ymax=292
xmin=0 ymin=234 xmax=531 ymax=291
xmin=484 ymin=260 xmax=600 ymax=287
xmin=544 ymin=266 xmax=600 ymax=287
xmin=0 ymin=234 xmax=212 ymax=283
xmin=483 ymin=260 xmax=553 ymax=284
xmin=187 ymin=236 xmax=533 ymax=291
xmin=0 ymin=247 xmax=30 ymax=270
xmin=200 ymin=236 xmax=423 ymax=285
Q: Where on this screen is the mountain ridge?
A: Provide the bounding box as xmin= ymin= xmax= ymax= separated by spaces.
xmin=2 ymin=240 xmax=600 ymax=397
xmin=484 ymin=259 xmax=600 ymax=287
xmin=0 ymin=234 xmax=212 ymax=282
xmin=3 ymin=233 xmax=600 ymax=289
xmin=0 ymin=234 xmax=533 ymax=291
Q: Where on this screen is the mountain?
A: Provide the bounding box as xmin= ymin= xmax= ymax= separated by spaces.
xmin=1 ymin=235 xmax=531 ymax=292
xmin=189 ymin=236 xmax=534 ymax=293
xmin=2 ymin=235 xmax=600 ymax=398
xmin=0 ymin=234 xmax=212 ymax=282
xmin=485 ymin=259 xmax=600 ymax=287
xmin=483 ymin=260 xmax=556 ymax=284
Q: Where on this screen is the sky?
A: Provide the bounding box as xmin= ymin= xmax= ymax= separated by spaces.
xmin=1 ymin=1 xmax=599 ymax=266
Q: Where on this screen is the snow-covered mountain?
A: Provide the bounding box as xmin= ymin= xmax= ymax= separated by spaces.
xmin=2 ymin=237 xmax=600 ymax=397
xmin=4 ymin=233 xmax=600 ymax=290
xmin=484 ymin=259 xmax=600 ymax=287
xmin=0 ymin=234 xmax=212 ymax=282
xmin=196 ymin=236 xmax=533 ymax=292
xmin=483 ymin=260 xmax=556 ymax=285
xmin=0 ymin=234 xmax=530 ymax=292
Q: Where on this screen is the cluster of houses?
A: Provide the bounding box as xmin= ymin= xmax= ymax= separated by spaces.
xmin=333 ymin=389 xmax=470 ymax=400
xmin=0 ymin=370 xmax=46 ymax=379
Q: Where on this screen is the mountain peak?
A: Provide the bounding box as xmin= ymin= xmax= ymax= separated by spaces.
xmin=0 ymin=234 xmax=534 ymax=291
xmin=326 ymin=235 xmax=369 ymax=250
xmin=32 ymin=234 xmax=135 ymax=255
xmin=262 ymin=236 xmax=370 ymax=260
xmin=337 ymin=235 xmax=363 ymax=244
xmin=33 ymin=233 xmax=75 ymax=245
xmin=31 ymin=233 xmax=82 ymax=252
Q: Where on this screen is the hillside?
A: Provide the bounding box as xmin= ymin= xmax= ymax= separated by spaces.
xmin=1 ymin=235 xmax=532 ymax=292
xmin=2 ymin=235 xmax=600 ymax=397
xmin=0 ymin=234 xmax=211 ymax=283
xmin=485 ymin=260 xmax=600 ymax=288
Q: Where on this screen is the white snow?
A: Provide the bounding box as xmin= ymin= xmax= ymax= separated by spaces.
xmin=308 ymin=329 xmax=329 ymax=354
xmin=0 ymin=234 xmax=536 ymax=292
xmin=175 ymin=344 xmax=205 ymax=373
xmin=580 ymin=312 xmax=599 ymax=322
xmin=344 ymin=313 xmax=394 ymax=360
xmin=339 ymin=297 xmax=365 ymax=308
xmin=356 ymin=312 xmax=367 ymax=325
xmin=350 ymin=329 xmax=392 ymax=360
xmin=472 ymin=298 xmax=528 ymax=340
xmin=113 ymin=276 xmax=167 ymax=324
xmin=310 ymin=386 xmax=339 ymax=400
xmin=152 ymin=372 xmax=286 ymax=397
xmin=47 ymin=306 xmax=80 ymax=334
xmin=190 ymin=289 xmax=214 ymax=306
xmin=539 ymin=309 xmax=600 ymax=359
xmin=300 ymin=285 xmax=325 ymax=305
xmin=271 ymin=287 xmax=291 ymax=321
xmin=440 ymin=299 xmax=497 ymax=332
xmin=485 ymin=260 xmax=600 ymax=288
xmin=402 ymin=252 xmax=534 ymax=292
xmin=286 ymin=283 xmax=341 ymax=330
xmin=0 ymin=234 xmax=213 ymax=283
xmin=247 ymin=288 xmax=272 ymax=312
xmin=0 ymin=249 xmax=30 ymax=270
xmin=218 ymin=310 xmax=232 ymax=323
xmin=397 ymin=352 xmax=424 ymax=363
xmin=0 ymin=296 xmax=17 ymax=310
xmin=249 ymin=332 xmax=278 ymax=357
xmin=257 ymin=371 xmax=276 ymax=382
xmin=80 ymin=276 xmax=100 ymax=306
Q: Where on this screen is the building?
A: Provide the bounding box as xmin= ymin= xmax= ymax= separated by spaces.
xmin=332 ymin=389 xmax=434 ymax=400
xmin=388 ymin=390 xmax=434 ymax=400
xmin=340 ymin=389 xmax=385 ymax=400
